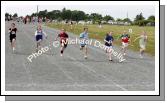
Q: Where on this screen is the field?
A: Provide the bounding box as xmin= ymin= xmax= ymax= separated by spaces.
xmin=46 ymin=23 xmax=155 ymax=56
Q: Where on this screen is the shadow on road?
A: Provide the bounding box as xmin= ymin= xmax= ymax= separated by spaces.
xmin=61 ymin=58 xmax=129 ymax=64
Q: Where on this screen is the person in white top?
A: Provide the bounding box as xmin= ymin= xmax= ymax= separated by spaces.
xmin=133 ymin=31 xmax=148 ymax=58
xmin=35 ymin=25 xmax=47 ymax=52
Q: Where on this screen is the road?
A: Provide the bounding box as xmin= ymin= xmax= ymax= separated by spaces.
xmin=5 ymin=22 xmax=155 ymax=91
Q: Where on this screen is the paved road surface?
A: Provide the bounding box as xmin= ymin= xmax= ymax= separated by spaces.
xmin=5 ymin=22 xmax=155 ymax=91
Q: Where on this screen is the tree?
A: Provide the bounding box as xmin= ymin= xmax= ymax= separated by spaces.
xmin=5 ymin=13 xmax=9 ymax=18
xmin=116 ymin=18 xmax=122 ymax=22
xmin=61 ymin=8 xmax=72 ymax=20
xmin=57 ymin=17 xmax=62 ymax=22
xmin=38 ymin=10 xmax=47 ymax=18
xmin=147 ymin=15 xmax=155 ymax=22
xmin=123 ymin=18 xmax=131 ymax=23
xmin=89 ymin=13 xmax=102 ymax=24
xmin=90 ymin=13 xmax=102 ymax=20
xmin=29 ymin=8 xmax=151 ymax=26
xmin=71 ymin=10 xmax=78 ymax=21
xmin=13 ymin=13 xmax=18 ymax=18
xmin=138 ymin=20 xmax=149 ymax=26
xmin=76 ymin=11 xmax=85 ymax=21
xmin=47 ymin=11 xmax=55 ymax=19
xmin=134 ymin=13 xmax=145 ymax=26
xmin=71 ymin=10 xmax=85 ymax=21
xmin=31 ymin=13 xmax=37 ymax=17
xmin=103 ymin=15 xmax=114 ymax=21
xmin=52 ymin=10 xmax=61 ymax=19
xmin=134 ymin=13 xmax=145 ymax=21
xmin=5 ymin=13 xmax=10 ymax=20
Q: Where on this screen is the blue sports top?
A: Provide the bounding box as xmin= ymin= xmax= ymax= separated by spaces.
xmin=105 ymin=35 xmax=114 ymax=46
xmin=80 ymin=32 xmax=89 ymax=39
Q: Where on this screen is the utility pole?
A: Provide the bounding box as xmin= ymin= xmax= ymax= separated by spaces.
xmin=37 ymin=5 xmax=38 ymax=24
xmin=37 ymin=5 xmax=38 ymax=14
xmin=127 ymin=12 xmax=129 ymax=24
xmin=127 ymin=12 xmax=128 ymax=19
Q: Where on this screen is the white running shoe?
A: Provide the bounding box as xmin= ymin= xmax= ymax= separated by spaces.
xmin=60 ymin=54 xmax=63 ymax=56
xmin=80 ymin=46 xmax=83 ymax=50
xmin=12 ymin=47 xmax=15 ymax=53
xmin=84 ymin=55 xmax=87 ymax=59
xmin=109 ymin=59 xmax=113 ymax=61
xmin=140 ymin=54 xmax=143 ymax=58
xmin=123 ymin=53 xmax=126 ymax=56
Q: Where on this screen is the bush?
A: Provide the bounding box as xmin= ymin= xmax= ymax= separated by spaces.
xmin=134 ymin=20 xmax=150 ymax=26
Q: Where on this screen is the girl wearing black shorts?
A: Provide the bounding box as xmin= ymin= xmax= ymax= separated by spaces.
xmin=8 ymin=23 xmax=17 ymax=52
xmin=55 ymin=29 xmax=69 ymax=56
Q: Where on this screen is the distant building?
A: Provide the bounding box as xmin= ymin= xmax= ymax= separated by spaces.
xmin=52 ymin=20 xmax=58 ymax=23
xmin=86 ymin=20 xmax=93 ymax=24
xmin=124 ymin=22 xmax=131 ymax=26
xmin=78 ymin=20 xmax=86 ymax=25
xmin=146 ymin=22 xmax=155 ymax=26
xmin=61 ymin=20 xmax=66 ymax=24
xmin=101 ymin=20 xmax=107 ymax=24
xmin=71 ymin=21 xmax=77 ymax=24
xmin=107 ymin=20 xmax=114 ymax=24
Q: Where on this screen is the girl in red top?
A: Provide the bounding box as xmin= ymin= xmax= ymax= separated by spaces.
xmin=55 ymin=29 xmax=69 ymax=56
xmin=117 ymin=31 xmax=131 ymax=56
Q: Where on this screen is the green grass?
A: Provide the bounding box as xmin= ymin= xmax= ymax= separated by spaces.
xmin=46 ymin=23 xmax=155 ymax=56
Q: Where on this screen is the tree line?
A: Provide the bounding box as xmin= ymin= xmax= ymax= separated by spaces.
xmin=5 ymin=8 xmax=155 ymax=26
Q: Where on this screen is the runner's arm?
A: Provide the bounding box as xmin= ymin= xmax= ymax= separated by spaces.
xmin=111 ymin=37 xmax=114 ymax=45
xmin=34 ymin=31 xmax=37 ymax=36
xmin=104 ymin=39 xmax=110 ymax=44
xmin=55 ymin=34 xmax=60 ymax=41
xmin=116 ymin=34 xmax=122 ymax=40
xmin=16 ymin=28 xmax=19 ymax=32
xmin=79 ymin=33 xmax=82 ymax=38
xmin=43 ymin=31 xmax=47 ymax=39
xmin=104 ymin=39 xmax=107 ymax=43
xmin=145 ymin=36 xmax=148 ymax=42
xmin=133 ymin=36 xmax=140 ymax=42
xmin=66 ymin=33 xmax=69 ymax=41
xmin=8 ymin=28 xmax=11 ymax=33
xmin=16 ymin=28 xmax=18 ymax=32
xmin=128 ymin=35 xmax=131 ymax=43
xmin=104 ymin=36 xmax=109 ymax=43
xmin=66 ymin=33 xmax=69 ymax=38
xmin=104 ymin=36 xmax=108 ymax=43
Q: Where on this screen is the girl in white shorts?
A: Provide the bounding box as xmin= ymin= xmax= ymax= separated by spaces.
xmin=134 ymin=31 xmax=147 ymax=58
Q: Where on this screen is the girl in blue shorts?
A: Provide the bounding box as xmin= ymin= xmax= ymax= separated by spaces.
xmin=104 ymin=31 xmax=114 ymax=61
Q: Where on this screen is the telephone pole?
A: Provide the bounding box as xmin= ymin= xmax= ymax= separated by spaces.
xmin=127 ymin=12 xmax=128 ymax=19
xmin=37 ymin=5 xmax=38 ymax=24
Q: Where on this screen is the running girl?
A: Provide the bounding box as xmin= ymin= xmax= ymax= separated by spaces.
xmin=35 ymin=25 xmax=47 ymax=52
xmin=80 ymin=27 xmax=89 ymax=59
xmin=117 ymin=31 xmax=130 ymax=56
xmin=104 ymin=31 xmax=114 ymax=61
xmin=55 ymin=29 xmax=69 ymax=56
xmin=133 ymin=31 xmax=148 ymax=58
xmin=8 ymin=23 xmax=17 ymax=52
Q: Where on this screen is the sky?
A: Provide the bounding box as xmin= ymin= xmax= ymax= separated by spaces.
xmin=5 ymin=5 xmax=155 ymax=20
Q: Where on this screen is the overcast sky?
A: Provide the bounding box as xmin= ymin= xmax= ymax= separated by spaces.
xmin=5 ymin=5 xmax=155 ymax=20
